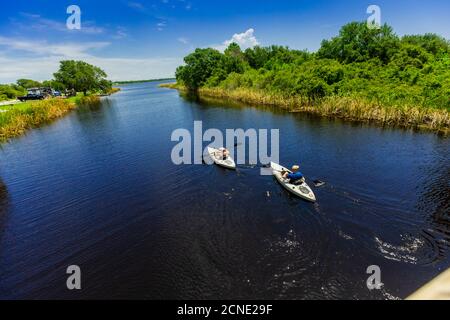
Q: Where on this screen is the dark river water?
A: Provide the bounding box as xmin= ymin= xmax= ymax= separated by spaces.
xmin=0 ymin=82 xmax=449 ymax=299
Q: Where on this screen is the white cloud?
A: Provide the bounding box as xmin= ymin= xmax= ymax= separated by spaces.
xmin=18 ymin=12 xmax=104 ymax=35
xmin=85 ymin=56 xmax=181 ymax=81
xmin=0 ymin=36 xmax=110 ymax=57
xmin=113 ymin=27 xmax=128 ymax=39
xmin=127 ymin=1 xmax=147 ymax=12
xmin=0 ymin=54 xmax=181 ymax=83
xmin=213 ymin=28 xmax=260 ymax=51
xmin=0 ymin=37 xmax=180 ymax=83
xmin=156 ymin=20 xmax=167 ymax=31
xmin=177 ymin=37 xmax=189 ymax=44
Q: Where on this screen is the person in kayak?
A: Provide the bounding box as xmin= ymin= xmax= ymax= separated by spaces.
xmin=218 ymin=147 xmax=230 ymax=160
xmin=282 ymin=165 xmax=304 ymax=185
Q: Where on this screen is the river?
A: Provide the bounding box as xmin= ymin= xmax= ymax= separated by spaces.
xmin=0 ymin=81 xmax=449 ymax=299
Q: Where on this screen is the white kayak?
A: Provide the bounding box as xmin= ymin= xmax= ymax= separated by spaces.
xmin=207 ymin=147 xmax=236 ymax=170
xmin=270 ymin=162 xmax=316 ymax=202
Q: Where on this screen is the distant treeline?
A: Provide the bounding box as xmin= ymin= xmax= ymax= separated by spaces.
xmin=114 ymin=78 xmax=175 ymax=84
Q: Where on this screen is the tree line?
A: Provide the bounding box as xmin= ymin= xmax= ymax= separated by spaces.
xmin=0 ymin=60 xmax=112 ymax=101
xmin=175 ymin=22 xmax=450 ymax=110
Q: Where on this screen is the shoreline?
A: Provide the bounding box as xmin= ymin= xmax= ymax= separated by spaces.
xmin=0 ymin=90 xmax=120 ymax=143
xmin=160 ymin=83 xmax=449 ymax=135
xmin=0 ymin=98 xmax=77 ymax=142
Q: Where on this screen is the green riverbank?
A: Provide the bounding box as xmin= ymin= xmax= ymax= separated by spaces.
xmin=168 ymin=22 xmax=450 ymax=134
xmin=0 ymin=94 xmax=109 ymax=142
xmin=160 ymin=83 xmax=449 ymax=134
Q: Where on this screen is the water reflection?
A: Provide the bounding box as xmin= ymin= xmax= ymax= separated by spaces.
xmin=75 ymin=97 xmax=115 ymax=119
xmin=0 ymin=178 xmax=9 ymax=238
xmin=0 ymin=178 xmax=7 ymax=202
xmin=417 ymin=140 xmax=450 ymax=256
xmin=72 ymin=98 xmax=121 ymax=140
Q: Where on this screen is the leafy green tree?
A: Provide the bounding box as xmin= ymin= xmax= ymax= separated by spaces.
xmin=175 ymin=48 xmax=223 ymax=90
xmin=98 ymin=79 xmax=113 ymax=92
xmin=390 ymin=44 xmax=431 ymax=70
xmin=42 ymin=80 xmax=67 ymax=91
xmin=53 ymin=60 xmax=110 ymax=95
xmin=401 ymin=34 xmax=450 ymax=56
xmin=317 ymin=22 xmax=399 ymax=64
xmin=224 ymin=43 xmax=243 ymax=58
xmin=16 ymin=79 xmax=42 ymax=89
xmin=244 ymin=46 xmax=311 ymax=70
xmin=0 ymin=84 xmax=26 ymax=101
xmin=222 ymin=43 xmax=247 ymax=74
xmin=244 ymin=46 xmax=269 ymax=69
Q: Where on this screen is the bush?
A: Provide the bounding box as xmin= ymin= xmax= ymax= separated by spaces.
xmin=175 ymin=21 xmax=450 ymax=112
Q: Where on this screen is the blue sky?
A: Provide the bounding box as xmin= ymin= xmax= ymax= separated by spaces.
xmin=1 ymin=0 xmax=450 ymax=83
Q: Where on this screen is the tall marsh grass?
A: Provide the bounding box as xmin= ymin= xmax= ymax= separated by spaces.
xmin=78 ymin=95 xmax=101 ymax=106
xmin=0 ymin=99 xmax=76 ymax=142
xmin=161 ymin=83 xmax=449 ymax=133
xmin=0 ymin=89 xmax=122 ymax=142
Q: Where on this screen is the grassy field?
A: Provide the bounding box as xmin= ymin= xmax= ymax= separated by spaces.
xmin=160 ymin=83 xmax=450 ymax=134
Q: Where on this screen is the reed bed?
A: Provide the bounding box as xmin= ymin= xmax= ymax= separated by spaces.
xmin=0 ymin=99 xmax=76 ymax=142
xmin=0 ymin=88 xmax=123 ymax=143
xmin=107 ymin=87 xmax=121 ymax=95
xmin=159 ymin=83 xmax=179 ymax=89
xmin=161 ymin=83 xmax=449 ymax=134
xmin=78 ymin=95 xmax=101 ymax=106
xmin=0 ymin=88 xmax=125 ymax=143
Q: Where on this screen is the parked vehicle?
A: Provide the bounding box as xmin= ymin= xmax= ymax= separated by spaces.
xmin=18 ymin=87 xmax=64 ymax=101
xmin=64 ymin=88 xmax=76 ymax=97
xmin=18 ymin=88 xmax=51 ymax=102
